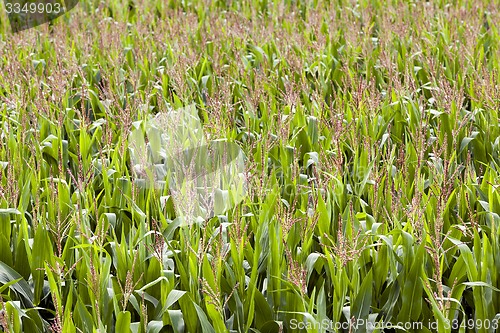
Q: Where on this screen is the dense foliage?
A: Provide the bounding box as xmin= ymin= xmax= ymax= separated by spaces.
xmin=0 ymin=0 xmax=499 ymax=332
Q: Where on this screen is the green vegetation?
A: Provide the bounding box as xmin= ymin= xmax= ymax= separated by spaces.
xmin=0 ymin=0 xmax=499 ymax=332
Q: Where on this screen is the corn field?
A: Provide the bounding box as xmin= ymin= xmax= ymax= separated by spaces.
xmin=0 ymin=0 xmax=499 ymax=332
